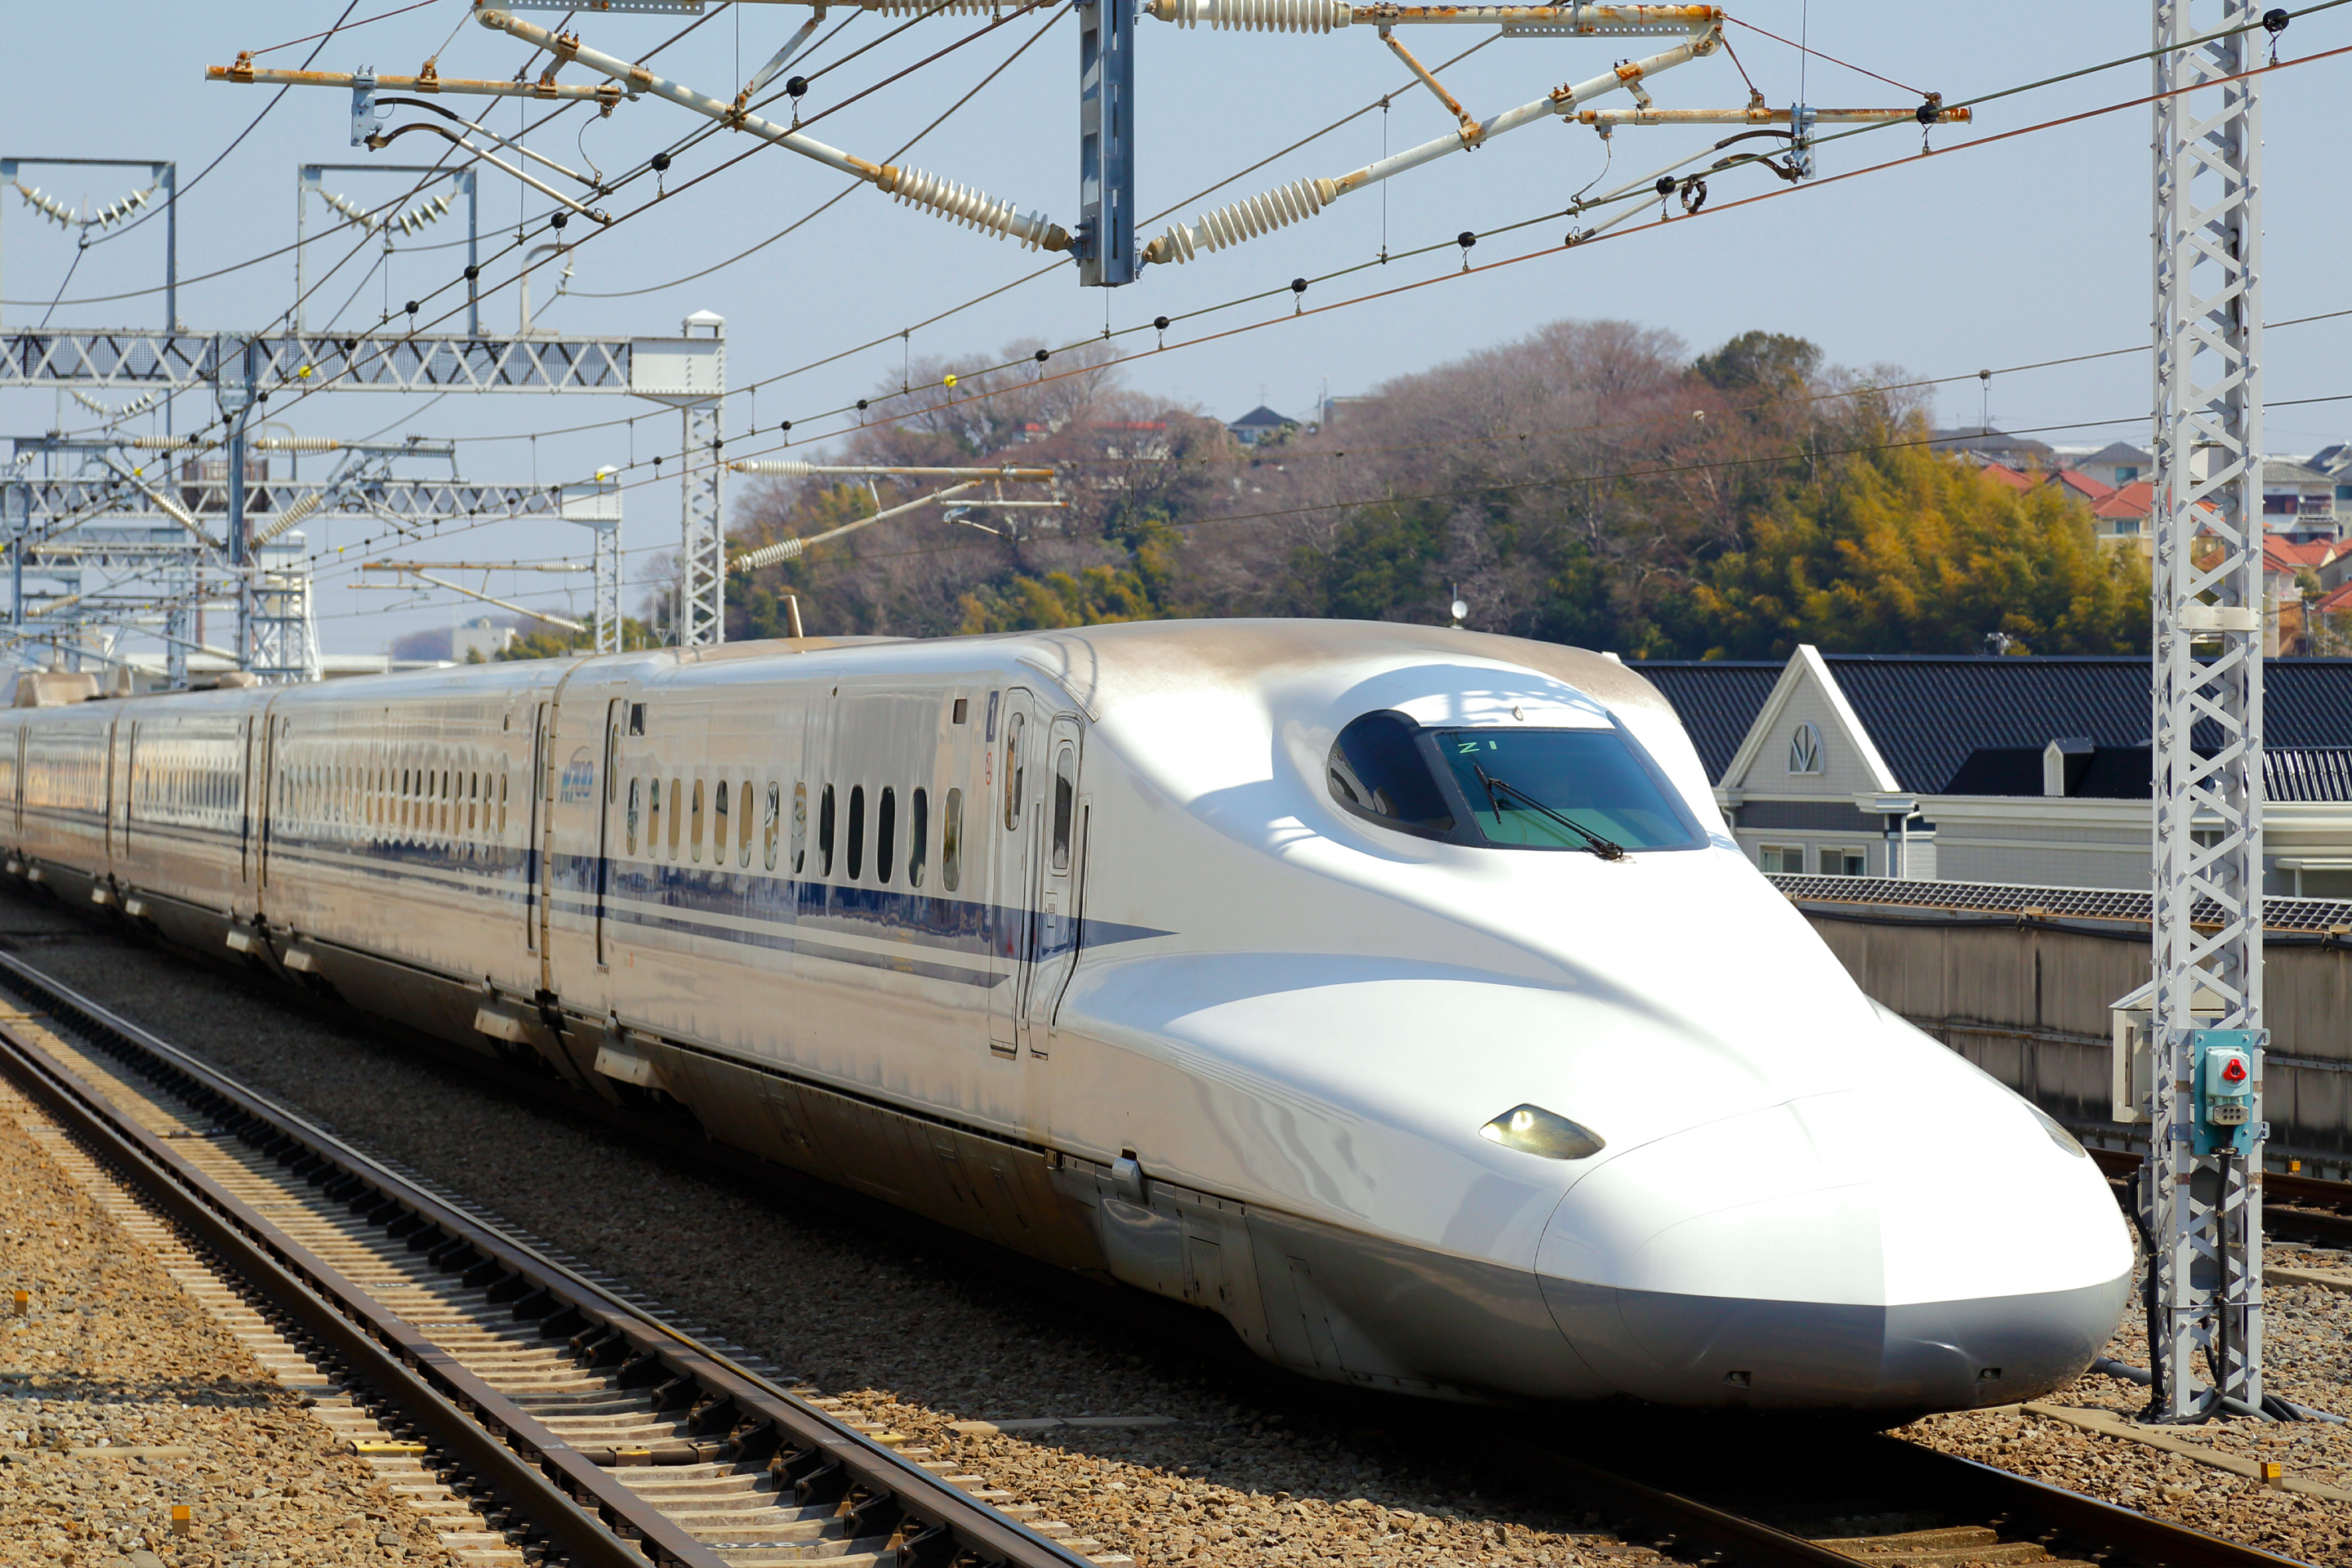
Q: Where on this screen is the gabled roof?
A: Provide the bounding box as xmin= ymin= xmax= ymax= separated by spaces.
xmin=2093 ymin=479 xmax=2154 ymax=519
xmin=2047 ymin=469 xmax=2116 ymax=501
xmin=2265 ymin=458 xmax=2335 ymax=487
xmin=1627 ymin=661 xmax=1783 ymax=783
xmin=2081 ymin=441 xmax=2154 ymax=467
xmin=1978 ymin=464 xmax=2036 ymax=492
xmin=1227 ymin=405 xmax=1294 ymax=430
xmin=2318 ymin=581 xmax=2352 ymax=615
xmin=2265 ymin=538 xmax=2336 ymax=573
xmin=1931 ymin=426 xmax=2055 ymax=462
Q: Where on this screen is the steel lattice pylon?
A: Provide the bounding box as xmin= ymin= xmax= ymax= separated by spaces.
xmin=2145 ymin=0 xmax=2267 ymax=1422
xmin=671 ymin=312 xmax=727 ymax=648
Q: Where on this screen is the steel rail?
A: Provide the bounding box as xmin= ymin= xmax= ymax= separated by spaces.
xmin=1486 ymin=1422 xmax=2316 ymax=1568
xmin=2091 ymin=1146 xmax=2352 ymax=1249
xmin=0 ymin=932 xmax=2321 ymax=1568
xmin=0 ymin=1019 xmax=696 ymax=1568
xmin=0 ymin=950 xmax=1094 ymax=1568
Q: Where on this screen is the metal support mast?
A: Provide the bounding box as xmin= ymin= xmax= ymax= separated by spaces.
xmin=2145 ymin=0 xmax=2270 ymax=1423
xmin=673 ymin=311 xmax=726 ymax=648
xmin=1077 ymin=0 xmax=1137 ymax=286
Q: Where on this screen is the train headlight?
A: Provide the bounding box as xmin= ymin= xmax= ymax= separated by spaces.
xmin=1478 ymin=1104 xmax=1605 ymax=1160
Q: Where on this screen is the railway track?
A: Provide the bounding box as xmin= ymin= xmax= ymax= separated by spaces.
xmin=0 ymin=947 xmax=2318 ymax=1568
xmin=2088 ymin=1147 xmax=2352 ymax=1249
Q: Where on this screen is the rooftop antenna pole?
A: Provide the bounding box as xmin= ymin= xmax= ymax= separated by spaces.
xmin=2145 ymin=0 xmax=2274 ymax=1423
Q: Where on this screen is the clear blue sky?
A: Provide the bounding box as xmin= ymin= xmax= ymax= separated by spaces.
xmin=5 ymin=3 xmax=2348 ymax=653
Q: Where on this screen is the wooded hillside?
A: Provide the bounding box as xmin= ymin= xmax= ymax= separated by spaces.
xmin=724 ymin=321 xmax=2149 ymax=660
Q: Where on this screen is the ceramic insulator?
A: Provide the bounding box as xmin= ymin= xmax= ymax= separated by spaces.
xmin=1147 ymin=0 xmax=1352 ymax=31
xmin=1145 ymin=176 xmax=1334 ymax=265
xmin=886 ymin=167 xmax=1056 ymax=250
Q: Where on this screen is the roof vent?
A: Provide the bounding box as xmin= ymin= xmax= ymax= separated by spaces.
xmin=2043 ymin=736 xmax=2095 ymax=797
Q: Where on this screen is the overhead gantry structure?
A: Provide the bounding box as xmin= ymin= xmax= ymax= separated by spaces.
xmin=207 ymin=2 xmax=1962 ymax=287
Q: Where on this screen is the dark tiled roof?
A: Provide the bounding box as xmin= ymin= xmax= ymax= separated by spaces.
xmin=1630 ymin=661 xmax=1783 ymax=783
xmin=1820 ymin=655 xmax=2352 ymax=794
xmin=2271 ymin=748 xmax=2352 ymax=803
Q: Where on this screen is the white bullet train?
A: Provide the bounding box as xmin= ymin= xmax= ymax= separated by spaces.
xmin=0 ymin=621 xmax=2132 ymax=1414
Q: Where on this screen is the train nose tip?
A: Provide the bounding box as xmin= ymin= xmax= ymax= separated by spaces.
xmin=1539 ymin=1272 xmax=2132 ymax=1411
xmin=1533 ymin=1092 xmax=2135 ymax=1411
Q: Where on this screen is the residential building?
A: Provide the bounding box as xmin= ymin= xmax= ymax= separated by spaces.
xmin=1227 ymin=405 xmax=1298 ymax=447
xmin=1634 ymin=648 xmax=2352 ymax=895
xmin=2074 ymin=441 xmax=2154 ymax=489
xmin=2265 ymin=458 xmax=2344 ymax=542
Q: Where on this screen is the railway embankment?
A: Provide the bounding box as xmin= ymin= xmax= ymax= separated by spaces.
xmin=0 ymin=1073 xmax=456 ymax=1567
xmin=6 ymin=888 xmax=2350 ymax=1564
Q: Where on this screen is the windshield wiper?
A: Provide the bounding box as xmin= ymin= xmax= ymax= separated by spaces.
xmin=1472 ymin=764 xmax=1627 ymax=860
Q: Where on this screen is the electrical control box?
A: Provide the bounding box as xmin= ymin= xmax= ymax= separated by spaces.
xmin=2192 ymin=1028 xmax=2261 ymax=1158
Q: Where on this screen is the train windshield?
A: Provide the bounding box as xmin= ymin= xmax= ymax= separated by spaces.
xmin=1432 ymin=728 xmax=1704 ymax=852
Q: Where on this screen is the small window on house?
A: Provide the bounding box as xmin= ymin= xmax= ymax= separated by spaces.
xmin=818 ymin=784 xmax=835 ymax=876
xmin=713 ymin=780 xmax=729 ymax=865
xmin=909 ymin=787 xmax=929 ymax=889
xmin=847 ymin=785 xmax=866 ymax=880
xmin=1051 ymin=744 xmax=1076 ymax=871
xmin=1819 ymin=846 xmax=1866 ymax=876
xmin=1003 ymin=710 xmax=1027 ymax=830
xmin=1757 ymin=844 xmax=1805 ymax=875
xmin=626 ymin=778 xmax=641 ymax=855
xmin=764 ymin=781 xmax=781 ymax=871
xmin=691 ymin=779 xmax=706 ymax=863
xmin=942 ymin=788 xmax=963 ymax=892
xmin=1788 ymin=722 xmax=1824 ymax=776
xmin=668 ymin=778 xmax=683 ymax=859
xmin=877 ymin=786 xmax=897 ymax=884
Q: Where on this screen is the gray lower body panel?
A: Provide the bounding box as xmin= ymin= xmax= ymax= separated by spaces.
xmin=1539 ymin=1270 xmax=2133 ymax=1413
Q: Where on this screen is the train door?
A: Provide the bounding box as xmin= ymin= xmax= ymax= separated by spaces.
xmin=1018 ymin=715 xmax=1085 ymax=1058
xmin=238 ymin=716 xmax=255 ymax=893
xmin=528 ymin=700 xmax=555 ymax=978
xmin=985 ymin=688 xmax=1036 ymax=1055
xmin=592 ymin=697 xmax=624 ymax=969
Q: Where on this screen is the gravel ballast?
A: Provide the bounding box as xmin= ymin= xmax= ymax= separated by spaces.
xmin=0 ymin=1069 xmax=445 ymax=1567
xmin=5 ymin=893 xmax=2347 ymax=1563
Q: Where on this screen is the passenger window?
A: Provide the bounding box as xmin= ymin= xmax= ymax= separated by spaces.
xmin=713 ymin=780 xmax=729 ymax=865
xmin=1052 ymin=743 xmax=1076 ymax=871
xmin=847 ymin=785 xmax=866 ymax=880
xmin=876 ymin=786 xmax=897 ymax=884
xmin=764 ymin=782 xmax=782 ymax=872
xmin=626 ymin=778 xmax=641 ymax=855
xmin=739 ymin=777 xmax=754 ymax=866
xmin=1003 ymin=711 xmax=1025 ymax=830
xmin=498 ymin=769 xmax=509 ymax=836
xmin=909 ymin=787 xmax=929 ymax=889
xmin=468 ymin=772 xmax=480 ymax=835
xmin=647 ymin=775 xmax=662 ymax=855
xmin=942 ymin=788 xmax=962 ymax=893
xmin=690 ymin=779 xmax=706 ymax=862
xmin=668 ymin=778 xmax=683 ymax=859
xmin=818 ymin=784 xmax=835 ymax=876
xmin=791 ymin=783 xmax=807 ymax=874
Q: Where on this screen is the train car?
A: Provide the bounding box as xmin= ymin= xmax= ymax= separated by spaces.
xmin=0 ymin=621 xmax=2134 ymax=1414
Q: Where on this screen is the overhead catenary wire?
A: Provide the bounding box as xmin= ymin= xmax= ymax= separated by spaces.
xmin=269 ymin=0 xmax=2352 ymax=472
xmin=111 ymin=0 xmax=2352 ymax=507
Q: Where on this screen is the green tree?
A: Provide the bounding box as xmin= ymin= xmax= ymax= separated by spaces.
xmin=1678 ymin=413 xmax=2150 ymax=658
xmin=494 ymin=617 xmax=661 ymax=660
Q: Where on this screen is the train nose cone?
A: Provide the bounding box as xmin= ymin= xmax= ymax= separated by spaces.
xmin=1534 ymin=1087 xmax=2134 ymax=1413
